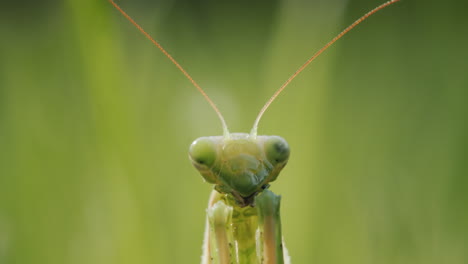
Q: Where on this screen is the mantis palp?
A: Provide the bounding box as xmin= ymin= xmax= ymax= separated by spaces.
xmin=108 ymin=0 xmax=400 ymax=263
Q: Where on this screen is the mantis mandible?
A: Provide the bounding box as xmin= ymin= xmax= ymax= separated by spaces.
xmin=108 ymin=1 xmax=400 ymax=263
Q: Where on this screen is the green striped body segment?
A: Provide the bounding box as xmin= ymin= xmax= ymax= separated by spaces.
xmin=203 ymin=190 xmax=288 ymax=264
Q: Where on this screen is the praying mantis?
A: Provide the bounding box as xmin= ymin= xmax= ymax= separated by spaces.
xmin=108 ymin=0 xmax=400 ymax=263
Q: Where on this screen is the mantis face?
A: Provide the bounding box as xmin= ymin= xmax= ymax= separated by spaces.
xmin=108 ymin=0 xmax=400 ymax=207
xmin=189 ymin=133 xmax=290 ymax=206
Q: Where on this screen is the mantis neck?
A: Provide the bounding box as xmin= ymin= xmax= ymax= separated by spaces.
xmin=206 ymin=190 xmax=286 ymax=264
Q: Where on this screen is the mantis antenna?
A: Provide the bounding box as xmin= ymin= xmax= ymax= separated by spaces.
xmin=108 ymin=0 xmax=399 ymax=139
xmin=250 ymin=0 xmax=400 ymax=138
xmin=108 ymin=0 xmax=230 ymax=137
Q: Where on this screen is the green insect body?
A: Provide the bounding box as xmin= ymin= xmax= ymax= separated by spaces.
xmin=108 ymin=0 xmax=400 ymax=263
xmin=204 ymin=189 xmax=286 ymax=264
xmin=190 ymin=134 xmax=290 ymax=264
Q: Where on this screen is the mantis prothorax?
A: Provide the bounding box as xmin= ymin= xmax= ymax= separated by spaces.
xmin=108 ymin=0 xmax=400 ymax=263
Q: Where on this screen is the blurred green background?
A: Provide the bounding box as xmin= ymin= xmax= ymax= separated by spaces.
xmin=1 ymin=0 xmax=467 ymax=263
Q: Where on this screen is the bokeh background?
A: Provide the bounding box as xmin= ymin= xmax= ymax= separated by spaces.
xmin=1 ymin=0 xmax=467 ymax=263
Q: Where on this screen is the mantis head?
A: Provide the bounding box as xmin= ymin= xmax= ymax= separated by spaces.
xmin=189 ymin=134 xmax=289 ymax=206
xmin=108 ymin=0 xmax=400 ymax=205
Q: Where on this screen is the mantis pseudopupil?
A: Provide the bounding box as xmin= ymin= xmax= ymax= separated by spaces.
xmin=107 ymin=1 xmax=400 ymax=263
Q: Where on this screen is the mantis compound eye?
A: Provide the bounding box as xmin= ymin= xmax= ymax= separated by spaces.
xmin=264 ymin=136 xmax=290 ymax=166
xmin=189 ymin=137 xmax=217 ymax=168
